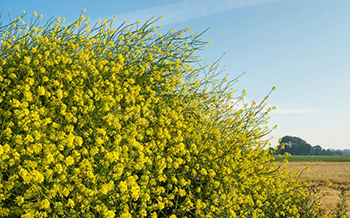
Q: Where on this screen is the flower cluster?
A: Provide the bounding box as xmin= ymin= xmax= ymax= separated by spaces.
xmin=0 ymin=10 xmax=326 ymax=217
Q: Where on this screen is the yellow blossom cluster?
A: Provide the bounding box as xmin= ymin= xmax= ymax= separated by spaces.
xmin=0 ymin=10 xmax=326 ymax=217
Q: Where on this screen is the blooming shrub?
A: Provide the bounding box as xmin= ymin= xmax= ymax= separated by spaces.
xmin=0 ymin=10 xmax=327 ymax=217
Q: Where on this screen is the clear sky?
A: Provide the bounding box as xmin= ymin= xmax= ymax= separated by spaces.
xmin=2 ymin=0 xmax=349 ymax=150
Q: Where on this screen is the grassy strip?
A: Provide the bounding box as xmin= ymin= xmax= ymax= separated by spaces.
xmin=272 ymin=155 xmax=350 ymax=162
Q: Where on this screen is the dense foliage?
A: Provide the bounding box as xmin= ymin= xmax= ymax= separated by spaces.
xmin=0 ymin=10 xmax=327 ymax=217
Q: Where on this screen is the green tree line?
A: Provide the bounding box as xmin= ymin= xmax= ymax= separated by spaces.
xmin=272 ymin=136 xmax=349 ymax=156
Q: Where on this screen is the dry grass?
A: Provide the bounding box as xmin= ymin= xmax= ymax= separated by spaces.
xmin=286 ymin=162 xmax=350 ymax=214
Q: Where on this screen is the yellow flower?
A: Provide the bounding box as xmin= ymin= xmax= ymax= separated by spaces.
xmin=120 ymin=212 xmax=132 ymax=218
xmin=38 ymin=86 xmax=45 ymax=96
xmin=96 ymin=128 xmax=107 ymax=136
xmin=40 ymin=199 xmax=50 ymax=209
xmin=103 ymin=211 xmax=115 ymax=218
xmin=118 ymin=181 xmax=128 ymax=193
xmin=32 ymin=170 xmax=44 ymax=183
xmin=178 ymin=189 xmax=186 ymax=197
xmin=200 ymin=168 xmax=208 ymax=176
xmin=75 ymin=136 xmax=84 ymax=146
xmin=67 ymin=199 xmax=75 ymax=207
xmin=65 ymin=156 xmax=74 ymax=166
xmin=23 ymin=56 xmax=31 ymax=64
xmin=96 ymin=137 xmax=104 ymax=145
xmin=15 ymin=196 xmax=25 ymax=206
xmin=11 ymin=99 xmax=21 ymax=108
xmin=21 ymin=211 xmax=34 ymax=218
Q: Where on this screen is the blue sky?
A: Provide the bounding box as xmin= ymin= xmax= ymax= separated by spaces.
xmin=2 ymin=0 xmax=349 ymax=149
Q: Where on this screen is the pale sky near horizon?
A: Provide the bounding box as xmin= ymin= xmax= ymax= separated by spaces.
xmin=2 ymin=0 xmax=349 ymax=150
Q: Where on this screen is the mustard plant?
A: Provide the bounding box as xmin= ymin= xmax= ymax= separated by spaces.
xmin=0 ymin=10 xmax=326 ymax=217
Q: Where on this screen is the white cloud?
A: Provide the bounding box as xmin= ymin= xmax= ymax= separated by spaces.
xmin=106 ymin=0 xmax=281 ymax=26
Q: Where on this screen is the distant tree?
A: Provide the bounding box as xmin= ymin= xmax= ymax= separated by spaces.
xmin=325 ymin=148 xmax=339 ymax=155
xmin=277 ymin=136 xmax=312 ymax=155
xmin=313 ymin=145 xmax=322 ymax=155
xmin=342 ymin=149 xmax=350 ymax=156
xmin=333 ymin=149 xmax=343 ymax=156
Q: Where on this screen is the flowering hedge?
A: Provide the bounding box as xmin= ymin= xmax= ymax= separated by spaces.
xmin=0 ymin=10 xmax=326 ymax=217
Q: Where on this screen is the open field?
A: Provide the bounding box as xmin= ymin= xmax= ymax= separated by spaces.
xmin=273 ymin=155 xmax=350 ymax=162
xmin=286 ymin=162 xmax=350 ymax=215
